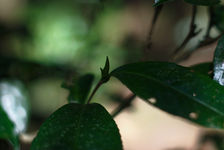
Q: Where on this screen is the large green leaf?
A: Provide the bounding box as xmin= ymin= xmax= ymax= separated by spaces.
xmin=184 ymin=0 xmax=220 ymax=6
xmin=0 ymin=80 xmax=30 ymax=150
xmin=214 ymin=36 xmax=224 ymax=85
xmin=111 ymin=62 xmax=224 ymax=128
xmin=62 ymin=74 xmax=94 ymax=104
xmin=191 ymin=62 xmax=213 ymax=76
xmin=31 ymin=103 xmax=123 ymax=150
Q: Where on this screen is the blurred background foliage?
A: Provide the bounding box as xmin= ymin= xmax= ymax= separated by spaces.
xmin=1 ymin=0 xmax=224 ymax=149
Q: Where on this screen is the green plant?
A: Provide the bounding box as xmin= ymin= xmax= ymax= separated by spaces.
xmin=1 ymin=0 xmax=224 ymax=150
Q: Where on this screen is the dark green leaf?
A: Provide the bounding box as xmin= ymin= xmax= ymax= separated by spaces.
xmin=191 ymin=62 xmax=213 ymax=76
xmin=0 ymin=107 xmax=19 ymax=150
xmin=211 ymin=5 xmax=224 ymax=32
xmin=213 ymin=36 xmax=224 ymax=85
xmin=62 ymin=74 xmax=94 ymax=104
xmin=31 ymin=103 xmax=123 ymax=150
xmin=0 ymin=80 xmax=30 ymax=150
xmin=111 ymin=62 xmax=224 ymax=128
xmin=184 ymin=0 xmax=220 ymax=6
xmin=100 ymin=56 xmax=110 ymax=83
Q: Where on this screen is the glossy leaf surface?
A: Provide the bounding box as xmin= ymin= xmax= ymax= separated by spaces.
xmin=0 ymin=80 xmax=29 ymax=150
xmin=213 ymin=36 xmax=224 ymax=85
xmin=191 ymin=62 xmax=213 ymax=76
xmin=62 ymin=74 xmax=94 ymax=104
xmin=184 ymin=0 xmax=220 ymax=5
xmin=31 ymin=103 xmax=123 ymax=150
xmin=0 ymin=107 xmax=19 ymax=150
xmin=111 ymin=62 xmax=224 ymax=128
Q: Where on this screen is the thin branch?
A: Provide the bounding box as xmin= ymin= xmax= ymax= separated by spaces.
xmin=111 ymin=94 xmax=136 ymax=118
xmin=87 ymin=80 xmax=104 ymax=104
xmin=142 ymin=5 xmax=163 ymax=61
xmin=172 ymin=6 xmax=201 ymax=60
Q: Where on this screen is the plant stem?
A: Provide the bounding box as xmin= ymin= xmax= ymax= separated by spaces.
xmin=87 ymin=80 xmax=104 ymax=104
xmin=171 ymin=5 xmax=200 ymax=61
xmin=111 ymin=94 xmax=136 ymax=118
xmin=142 ymin=5 xmax=163 ymax=61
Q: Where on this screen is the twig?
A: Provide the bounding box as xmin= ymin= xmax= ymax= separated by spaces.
xmin=87 ymin=80 xmax=104 ymax=104
xmin=171 ymin=5 xmax=201 ymax=60
xmin=111 ymin=94 xmax=136 ymax=118
xmin=142 ymin=5 xmax=163 ymax=61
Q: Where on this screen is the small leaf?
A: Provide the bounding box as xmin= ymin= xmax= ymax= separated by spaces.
xmin=111 ymin=62 xmax=224 ymax=128
xmin=62 ymin=74 xmax=94 ymax=104
xmin=31 ymin=103 xmax=123 ymax=150
xmin=211 ymin=5 xmax=224 ymax=32
xmin=214 ymin=36 xmax=224 ymax=85
xmin=0 ymin=80 xmax=30 ymax=150
xmin=100 ymin=56 xmax=110 ymax=83
xmin=184 ymin=0 xmax=220 ymax=5
xmin=191 ymin=62 xmax=213 ymax=76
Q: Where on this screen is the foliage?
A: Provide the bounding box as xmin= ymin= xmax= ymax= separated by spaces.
xmin=1 ymin=0 xmax=224 ymax=150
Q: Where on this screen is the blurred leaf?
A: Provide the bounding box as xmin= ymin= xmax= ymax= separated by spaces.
xmin=184 ymin=0 xmax=220 ymax=5
xmin=0 ymin=107 xmax=19 ymax=150
xmin=62 ymin=74 xmax=94 ymax=104
xmin=191 ymin=62 xmax=213 ymax=76
xmin=111 ymin=62 xmax=224 ymax=128
xmin=213 ymin=36 xmax=224 ymax=85
xmin=31 ymin=103 xmax=123 ymax=150
xmin=211 ymin=5 xmax=224 ymax=32
xmin=0 ymin=80 xmax=30 ymax=150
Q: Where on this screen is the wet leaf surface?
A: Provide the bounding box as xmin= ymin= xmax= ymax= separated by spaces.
xmin=111 ymin=62 xmax=224 ymax=128
xmin=0 ymin=80 xmax=29 ymax=150
xmin=213 ymin=36 xmax=224 ymax=86
xmin=31 ymin=103 xmax=123 ymax=150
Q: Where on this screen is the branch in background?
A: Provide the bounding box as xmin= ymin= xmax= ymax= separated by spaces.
xmin=112 ymin=5 xmax=164 ymax=117
xmin=172 ymin=5 xmax=201 ymax=59
xmin=173 ymin=7 xmax=224 ymax=63
xmin=142 ymin=5 xmax=163 ymax=61
xmin=111 ymin=94 xmax=136 ymax=118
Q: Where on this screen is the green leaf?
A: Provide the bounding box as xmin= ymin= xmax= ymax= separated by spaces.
xmin=62 ymin=74 xmax=94 ymax=104
xmin=111 ymin=62 xmax=224 ymax=128
xmin=191 ymin=62 xmax=213 ymax=76
xmin=31 ymin=103 xmax=123 ymax=150
xmin=214 ymin=36 xmax=224 ymax=85
xmin=100 ymin=56 xmax=110 ymax=83
xmin=0 ymin=107 xmax=19 ymax=150
xmin=211 ymin=5 xmax=224 ymax=32
xmin=0 ymin=80 xmax=30 ymax=150
xmin=184 ymin=0 xmax=220 ymax=5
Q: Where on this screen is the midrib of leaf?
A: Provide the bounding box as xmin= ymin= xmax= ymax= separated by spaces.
xmin=116 ymin=71 xmax=224 ymax=116
xmin=74 ymin=105 xmax=86 ymax=149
